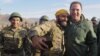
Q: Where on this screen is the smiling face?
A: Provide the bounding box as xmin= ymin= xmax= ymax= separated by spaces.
xmin=56 ymin=14 xmax=68 ymax=27
xmin=70 ymin=2 xmax=82 ymax=22
xmin=10 ymin=17 xmax=21 ymax=28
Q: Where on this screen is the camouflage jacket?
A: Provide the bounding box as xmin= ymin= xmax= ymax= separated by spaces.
xmin=30 ymin=20 xmax=65 ymax=55
xmin=0 ymin=26 xmax=27 ymax=50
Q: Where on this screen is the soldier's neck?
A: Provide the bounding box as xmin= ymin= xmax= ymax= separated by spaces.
xmin=11 ymin=26 xmax=20 ymax=32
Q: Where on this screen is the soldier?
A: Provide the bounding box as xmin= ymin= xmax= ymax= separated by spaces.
xmin=91 ymin=17 xmax=98 ymax=33
xmin=39 ymin=15 xmax=49 ymax=24
xmin=30 ymin=9 xmax=69 ymax=56
xmin=34 ymin=15 xmax=49 ymax=56
xmin=34 ymin=22 xmax=38 ymax=26
xmin=31 ymin=15 xmax=49 ymax=29
xmin=31 ymin=22 xmax=38 ymax=28
xmin=0 ymin=12 xmax=28 ymax=56
xmin=64 ymin=1 xmax=97 ymax=56
xmin=24 ymin=21 xmax=30 ymax=31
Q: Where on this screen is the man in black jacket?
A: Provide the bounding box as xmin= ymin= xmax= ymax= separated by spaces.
xmin=64 ymin=1 xmax=97 ymax=56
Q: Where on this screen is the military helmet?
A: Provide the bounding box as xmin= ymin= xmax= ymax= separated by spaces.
xmin=9 ymin=12 xmax=23 ymax=21
xmin=91 ymin=17 xmax=96 ymax=21
xmin=40 ymin=15 xmax=49 ymax=21
xmin=55 ymin=9 xmax=69 ymax=16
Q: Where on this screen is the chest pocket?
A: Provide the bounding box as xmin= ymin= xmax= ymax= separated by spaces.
xmin=3 ymin=31 xmax=24 ymax=50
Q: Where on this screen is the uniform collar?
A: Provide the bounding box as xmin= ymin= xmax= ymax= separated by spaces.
xmin=9 ymin=26 xmax=22 ymax=32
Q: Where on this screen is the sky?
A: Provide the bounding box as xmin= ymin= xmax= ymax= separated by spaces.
xmin=0 ymin=0 xmax=100 ymax=20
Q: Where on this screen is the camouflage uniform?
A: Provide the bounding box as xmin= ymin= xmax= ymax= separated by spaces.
xmin=0 ymin=12 xmax=29 ymax=56
xmin=0 ymin=26 xmax=27 ymax=56
xmin=30 ymin=9 xmax=69 ymax=56
xmin=64 ymin=15 xmax=97 ymax=56
xmin=30 ymin=20 xmax=65 ymax=56
xmin=34 ymin=15 xmax=49 ymax=56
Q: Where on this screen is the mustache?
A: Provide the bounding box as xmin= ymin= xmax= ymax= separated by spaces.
xmin=58 ymin=19 xmax=67 ymax=22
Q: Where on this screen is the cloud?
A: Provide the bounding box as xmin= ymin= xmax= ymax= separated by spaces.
xmin=2 ymin=0 xmax=13 ymax=4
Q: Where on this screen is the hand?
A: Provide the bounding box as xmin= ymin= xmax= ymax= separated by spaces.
xmin=32 ymin=36 xmax=48 ymax=50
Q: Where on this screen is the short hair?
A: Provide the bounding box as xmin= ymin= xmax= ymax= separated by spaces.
xmin=70 ymin=1 xmax=82 ymax=9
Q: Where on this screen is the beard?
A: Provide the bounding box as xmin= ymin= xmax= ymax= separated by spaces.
xmin=58 ymin=21 xmax=67 ymax=28
xmin=56 ymin=17 xmax=68 ymax=28
xmin=60 ymin=21 xmax=67 ymax=26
